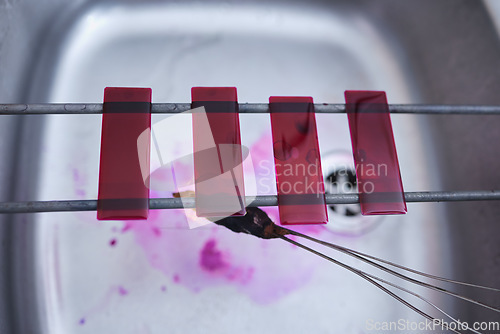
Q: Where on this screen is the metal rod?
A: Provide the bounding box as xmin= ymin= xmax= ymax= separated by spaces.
xmin=1 ymin=103 xmax=500 ymax=115
xmin=1 ymin=191 xmax=499 ymax=214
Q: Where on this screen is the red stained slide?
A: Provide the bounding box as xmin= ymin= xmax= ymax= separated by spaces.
xmin=269 ymin=96 xmax=328 ymax=225
xmin=191 ymin=87 xmax=246 ymax=218
xmin=344 ymin=90 xmax=407 ymax=215
xmin=97 ymin=87 xmax=152 ymax=220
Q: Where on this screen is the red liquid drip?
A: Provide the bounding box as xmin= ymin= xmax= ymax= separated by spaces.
xmin=97 ymin=87 xmax=151 ymax=220
xmin=192 ymin=87 xmax=246 ymax=217
xmin=344 ymin=90 xmax=407 ymax=215
xmin=269 ymin=96 xmax=327 ymax=225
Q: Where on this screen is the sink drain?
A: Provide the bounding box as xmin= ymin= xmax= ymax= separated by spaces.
xmin=322 ymin=151 xmax=382 ymax=235
xmin=325 ymin=168 xmax=361 ymax=217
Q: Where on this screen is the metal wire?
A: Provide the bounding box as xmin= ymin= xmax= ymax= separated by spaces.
xmin=1 ymin=103 xmax=500 ymax=115
xmin=1 ymin=103 xmax=499 ymax=214
xmin=1 ymin=191 xmax=499 ymax=214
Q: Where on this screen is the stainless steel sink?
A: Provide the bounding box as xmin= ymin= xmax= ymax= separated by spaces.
xmin=1 ymin=0 xmax=499 ymax=333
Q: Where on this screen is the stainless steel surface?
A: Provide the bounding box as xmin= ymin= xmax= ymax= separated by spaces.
xmin=0 ymin=0 xmax=499 ymax=333
xmin=3 ymin=103 xmax=500 ymax=114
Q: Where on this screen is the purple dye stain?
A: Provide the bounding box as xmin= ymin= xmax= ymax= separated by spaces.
xmin=72 ymin=168 xmax=80 ymax=182
xmin=72 ymin=168 xmax=87 ymax=198
xmin=117 ymin=133 xmax=332 ymax=304
xmin=79 ymin=285 xmax=129 ymax=326
xmin=160 ymin=285 xmax=167 ymax=292
xmin=152 ymin=226 xmax=162 ymax=237
xmin=109 ymin=238 xmax=117 ymax=247
xmin=117 ymin=286 xmax=128 ymax=296
xmin=200 ymin=239 xmax=227 ymax=272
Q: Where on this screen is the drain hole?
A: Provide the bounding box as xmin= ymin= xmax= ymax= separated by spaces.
xmin=325 ymin=168 xmax=361 ymax=217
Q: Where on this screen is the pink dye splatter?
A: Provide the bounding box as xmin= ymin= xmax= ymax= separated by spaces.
xmin=200 ymin=239 xmax=227 ymax=271
xmin=121 ymin=132 xmax=331 ymax=304
xmin=247 ymin=134 xmax=326 ymax=235
xmin=109 ymin=238 xmax=117 ymax=247
xmin=79 ymin=285 xmax=130 ymax=324
xmin=72 ymin=168 xmax=79 ymax=182
xmin=151 ymin=227 xmax=162 ymax=237
xmin=160 ymin=285 xmax=167 ymax=292
xmin=118 ymin=286 xmax=128 ymax=296
xmin=72 ymin=168 xmax=87 ymax=199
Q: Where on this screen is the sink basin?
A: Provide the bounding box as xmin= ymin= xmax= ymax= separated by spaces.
xmin=0 ymin=0 xmax=499 ymax=333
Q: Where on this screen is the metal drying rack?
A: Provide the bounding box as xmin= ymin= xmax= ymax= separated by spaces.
xmin=1 ymin=103 xmax=499 ymax=214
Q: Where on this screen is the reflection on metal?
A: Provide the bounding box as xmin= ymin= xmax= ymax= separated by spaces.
xmin=2 ymin=103 xmax=500 ymax=114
